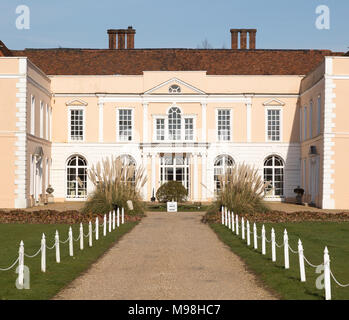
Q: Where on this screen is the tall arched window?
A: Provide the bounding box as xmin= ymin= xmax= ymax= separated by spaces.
xmin=264 ymin=155 xmax=284 ymax=196
xmin=168 ymin=107 xmax=181 ymax=140
xmin=214 ymin=155 xmax=235 ymax=192
xmin=66 ymin=155 xmax=87 ymax=198
xmin=117 ymin=155 xmax=136 ymax=183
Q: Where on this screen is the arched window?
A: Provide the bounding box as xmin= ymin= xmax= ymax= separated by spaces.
xmin=214 ymin=155 xmax=235 ymax=192
xmin=117 ymin=155 xmax=136 ymax=183
xmin=168 ymin=107 xmax=181 ymax=140
xmin=169 ymin=84 xmax=181 ymax=93
xmin=66 ymin=155 xmax=87 ymax=198
xmin=264 ymin=155 xmax=284 ymax=196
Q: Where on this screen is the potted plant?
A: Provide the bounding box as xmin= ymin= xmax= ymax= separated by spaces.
xmin=294 ymin=186 xmax=304 ymax=205
xmin=46 ymin=185 xmax=54 ymax=204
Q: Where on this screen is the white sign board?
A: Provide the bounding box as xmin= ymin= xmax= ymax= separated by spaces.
xmin=167 ymin=201 xmax=177 ymax=212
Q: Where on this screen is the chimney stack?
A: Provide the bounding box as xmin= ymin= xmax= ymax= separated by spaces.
xmin=230 ymin=29 xmax=257 ymax=50
xmin=107 ymin=27 xmax=136 ymax=49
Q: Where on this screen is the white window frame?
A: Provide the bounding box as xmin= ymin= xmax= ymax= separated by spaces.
xmin=30 ymin=95 xmax=35 ymax=135
xmin=39 ymin=101 xmax=44 ymax=138
xmin=216 ymin=108 xmax=233 ymax=142
xmin=317 ymin=95 xmax=321 ymax=136
xmin=68 ymin=106 xmax=85 ymax=142
xmin=152 ymin=110 xmax=197 ymax=142
xmin=49 ymin=107 xmax=52 ymax=141
xmin=153 ymin=116 xmax=166 ymax=141
xmin=116 ymin=107 xmax=134 ymax=142
xmin=265 ymin=106 xmax=283 ymax=142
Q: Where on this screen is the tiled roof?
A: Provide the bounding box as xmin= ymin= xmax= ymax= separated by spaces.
xmin=10 ymin=48 xmax=344 ymax=76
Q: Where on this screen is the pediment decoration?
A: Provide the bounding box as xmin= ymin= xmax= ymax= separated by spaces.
xmin=262 ymin=98 xmax=285 ymax=106
xmin=144 ymin=78 xmax=206 ymax=95
xmin=65 ymin=99 xmax=88 ymax=106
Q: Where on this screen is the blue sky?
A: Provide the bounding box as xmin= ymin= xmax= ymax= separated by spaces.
xmin=0 ymin=0 xmax=348 ymax=52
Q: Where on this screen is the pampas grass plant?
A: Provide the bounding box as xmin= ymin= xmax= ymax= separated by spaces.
xmin=82 ymin=156 xmax=147 ymax=215
xmin=217 ymin=163 xmax=270 ymax=214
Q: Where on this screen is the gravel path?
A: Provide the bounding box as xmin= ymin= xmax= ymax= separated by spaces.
xmin=54 ymin=212 xmax=276 ymax=300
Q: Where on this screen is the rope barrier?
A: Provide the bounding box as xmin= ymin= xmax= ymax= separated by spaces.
xmin=0 ymin=257 xmax=19 ymax=271
xmin=73 ymin=235 xmax=81 ymax=242
xmin=59 ymin=237 xmax=69 ymax=244
xmin=275 ymin=241 xmax=284 ymax=248
xmin=288 ymin=244 xmax=299 ymax=254
xmin=24 ymin=248 xmax=41 ymax=258
xmin=303 ymin=255 xmax=322 ymax=268
xmin=46 ymin=243 xmax=56 ymax=250
xmin=330 ymin=270 xmax=349 ymax=287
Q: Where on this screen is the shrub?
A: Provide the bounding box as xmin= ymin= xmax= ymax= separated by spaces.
xmin=156 ymin=181 xmax=188 ymax=203
xmin=216 ymin=163 xmax=270 ymax=215
xmin=82 ymin=156 xmax=147 ymax=215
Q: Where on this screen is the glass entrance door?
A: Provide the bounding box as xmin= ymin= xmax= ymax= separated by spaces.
xmin=160 ymin=153 xmax=189 ymax=192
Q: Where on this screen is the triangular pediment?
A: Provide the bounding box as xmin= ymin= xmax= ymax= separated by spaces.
xmin=144 ymin=78 xmax=206 ymax=95
xmin=65 ymin=99 xmax=88 ymax=106
xmin=263 ymin=98 xmax=285 ymax=106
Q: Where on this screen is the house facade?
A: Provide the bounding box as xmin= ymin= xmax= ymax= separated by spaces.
xmin=0 ymin=28 xmax=348 ymax=209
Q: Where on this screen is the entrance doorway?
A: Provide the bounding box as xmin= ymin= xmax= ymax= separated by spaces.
xmin=160 ymin=153 xmax=189 ymax=192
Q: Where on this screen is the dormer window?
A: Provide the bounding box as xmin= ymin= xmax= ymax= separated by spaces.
xmin=169 ymin=84 xmax=181 ymax=93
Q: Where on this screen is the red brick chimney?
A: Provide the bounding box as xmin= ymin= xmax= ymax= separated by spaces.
xmin=230 ymin=30 xmax=238 ymax=49
xmin=108 ymin=28 xmax=135 ymax=49
xmin=230 ymin=29 xmax=257 ymax=50
xmin=107 ymin=30 xmax=117 ymax=49
xmin=240 ymin=30 xmax=247 ymax=49
xmin=126 ymin=26 xmax=136 ymax=49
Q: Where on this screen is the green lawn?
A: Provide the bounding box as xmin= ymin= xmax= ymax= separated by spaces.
xmin=0 ymin=222 xmax=138 ymax=300
xmin=210 ymin=221 xmax=349 ymax=300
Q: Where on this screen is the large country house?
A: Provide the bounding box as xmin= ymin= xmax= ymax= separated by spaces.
xmin=0 ymin=27 xmax=348 ymax=209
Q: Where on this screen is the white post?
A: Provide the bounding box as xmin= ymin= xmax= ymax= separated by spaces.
xmin=271 ymin=228 xmax=276 ymax=262
xmin=103 ymin=214 xmax=107 ymax=236
xmin=41 ymin=233 xmax=46 ymax=272
xmin=246 ymin=221 xmax=250 ymax=246
xmin=224 ymin=207 xmax=228 ymax=227
xmin=80 ymin=223 xmax=84 ymax=250
xmin=241 ymin=217 xmax=245 ymax=240
xmin=18 ymin=241 xmax=24 ymax=286
xmin=284 ymin=229 xmax=289 ymax=269
xmin=55 ymin=230 xmax=60 ymax=263
xmin=117 ymin=208 xmax=120 ymax=228
xmin=231 ymin=211 xmax=235 ymax=232
xmin=112 ymin=210 xmax=115 ymax=230
xmin=228 ymin=211 xmax=231 ymax=229
xmin=236 ymin=215 xmax=239 ymax=235
xmin=262 ymin=225 xmax=266 ymax=255
xmin=95 ymin=217 xmax=99 ymax=240
xmin=122 ymin=207 xmax=125 ymax=224
xmin=89 ymin=221 xmax=93 ymax=247
xmin=108 ymin=211 xmax=112 ymax=232
xmin=298 ymin=239 xmax=306 ymax=282
xmin=324 ymin=247 xmax=331 ymax=300
xmin=253 ymin=223 xmax=258 ymax=250
xmin=221 ymin=206 xmax=224 ymax=225
xmin=69 ymin=227 xmax=73 ymax=257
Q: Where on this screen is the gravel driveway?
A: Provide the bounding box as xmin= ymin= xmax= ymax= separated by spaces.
xmin=54 ymin=212 xmax=276 ymax=300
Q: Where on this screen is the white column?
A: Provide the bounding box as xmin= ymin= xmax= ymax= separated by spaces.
xmin=151 ymin=153 xmax=156 ymax=197
xmin=246 ymin=101 xmax=252 ymax=142
xmin=98 ymin=101 xmax=104 ymax=142
xmin=143 ymin=102 xmax=148 ymax=143
xmin=201 ymin=152 xmax=207 ymax=201
xmin=201 ymin=102 xmax=207 ymax=142
xmin=193 ymin=153 xmax=198 ymax=201
xmin=142 ymin=153 xmax=148 ymax=200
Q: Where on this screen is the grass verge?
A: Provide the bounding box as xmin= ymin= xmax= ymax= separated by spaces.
xmin=210 ymin=222 xmax=349 ymax=300
xmin=0 ymin=222 xmax=138 ymax=300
